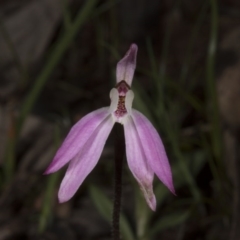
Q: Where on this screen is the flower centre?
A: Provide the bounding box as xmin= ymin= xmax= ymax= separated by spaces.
xmin=115 ymin=95 xmax=127 ymax=117
xmin=114 ymin=80 xmax=130 ymax=118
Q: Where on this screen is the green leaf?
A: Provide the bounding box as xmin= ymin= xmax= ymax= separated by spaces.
xmin=149 ymin=209 xmax=191 ymax=236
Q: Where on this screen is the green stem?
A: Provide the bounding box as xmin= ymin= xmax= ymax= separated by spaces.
xmin=112 ymin=123 xmax=125 ymax=240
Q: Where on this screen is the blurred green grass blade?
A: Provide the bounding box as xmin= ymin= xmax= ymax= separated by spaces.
xmin=155 ymin=184 xmax=169 ymax=206
xmin=95 ymin=19 xmax=106 ymax=71
xmin=61 ymin=0 xmax=72 ymax=30
xmin=89 ymin=185 xmax=136 ymax=240
xmin=153 ymin=150 xmax=206 ymax=209
xmin=132 ymin=82 xmax=155 ymax=123
xmin=109 ymin=0 xmax=119 ymax=49
xmin=180 ymin=0 xmax=208 ymax=84
xmin=38 ymin=172 xmax=60 ymax=233
xmin=146 ymin=38 xmax=158 ymax=77
xmin=92 ymin=0 xmax=120 ymax=18
xmin=200 ymin=132 xmax=224 ymax=194
xmin=149 ymin=210 xmax=191 ymax=237
xmin=38 ymin=125 xmax=61 ymax=233
xmin=3 ymin=113 xmax=17 ymax=183
xmin=158 ymin=0 xmax=181 ymax=80
xmin=167 ymin=80 xmax=204 ymax=114
xmin=145 ymin=38 xmax=164 ymax=114
xmin=158 ymin=10 xmax=171 ymax=81
xmin=161 ymin=111 xmax=202 ymax=202
xmin=3 ymin=137 xmax=15 ymax=183
xmin=189 ymin=150 xmax=207 ymax=176
xmin=0 ymin=172 xmax=2 ymax=190
xmin=17 ymin=0 xmax=98 ymax=134
xmin=206 ymin=0 xmax=222 ymax=161
xmin=100 ymin=41 xmax=120 ymax=60
xmin=0 ymin=17 xmax=24 ymax=75
xmin=134 ymin=181 xmax=152 ymax=240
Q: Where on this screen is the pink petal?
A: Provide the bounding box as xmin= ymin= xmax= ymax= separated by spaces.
xmin=132 ymin=110 xmax=175 ymax=194
xmin=45 ymin=107 xmax=110 ymax=174
xmin=124 ymin=116 xmax=156 ymax=211
xmin=58 ymin=115 xmax=114 ymax=202
xmin=116 ymin=44 xmax=138 ymax=86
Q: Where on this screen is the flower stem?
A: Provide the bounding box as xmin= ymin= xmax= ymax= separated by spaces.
xmin=112 ymin=123 xmax=125 ymax=240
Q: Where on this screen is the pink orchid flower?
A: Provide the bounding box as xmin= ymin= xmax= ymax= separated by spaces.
xmin=45 ymin=44 xmax=175 ymax=211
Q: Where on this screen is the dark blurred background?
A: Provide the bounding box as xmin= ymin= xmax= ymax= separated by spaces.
xmin=0 ymin=0 xmax=240 ymax=239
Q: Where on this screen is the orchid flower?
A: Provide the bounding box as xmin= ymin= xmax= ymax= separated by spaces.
xmin=45 ymin=44 xmax=175 ymax=211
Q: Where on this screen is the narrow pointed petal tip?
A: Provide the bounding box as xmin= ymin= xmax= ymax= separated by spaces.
xmin=129 ymin=43 xmax=138 ymax=52
xmin=116 ymin=43 xmax=138 ymax=86
xmin=140 ymin=184 xmax=157 ymax=211
xmin=169 ymin=182 xmax=176 ymax=196
xmin=149 ymin=197 xmax=157 ymax=211
xmin=58 ymin=191 xmax=69 ymax=203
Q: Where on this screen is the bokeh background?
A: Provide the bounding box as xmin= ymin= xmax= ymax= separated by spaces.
xmin=0 ymin=0 xmax=240 ymax=239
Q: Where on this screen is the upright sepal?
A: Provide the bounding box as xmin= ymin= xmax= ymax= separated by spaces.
xmin=116 ymin=44 xmax=138 ymax=86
